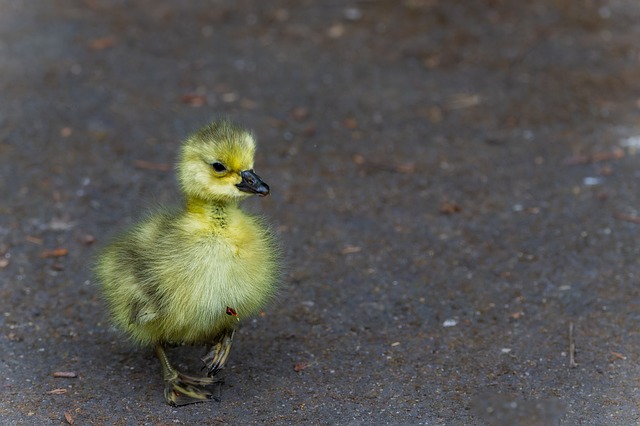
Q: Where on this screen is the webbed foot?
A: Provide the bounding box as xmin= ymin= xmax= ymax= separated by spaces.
xmin=201 ymin=328 xmax=235 ymax=376
xmin=155 ymin=344 xmax=222 ymax=406
xmin=163 ymin=371 xmax=221 ymax=406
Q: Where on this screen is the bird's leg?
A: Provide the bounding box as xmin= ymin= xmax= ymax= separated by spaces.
xmin=201 ymin=328 xmax=235 ymax=377
xmin=155 ymin=344 xmax=221 ymax=406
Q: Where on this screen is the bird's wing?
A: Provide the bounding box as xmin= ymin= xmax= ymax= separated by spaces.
xmin=129 ymin=297 xmax=160 ymax=325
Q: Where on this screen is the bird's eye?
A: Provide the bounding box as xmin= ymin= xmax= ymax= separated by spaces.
xmin=211 ymin=162 xmax=226 ymax=173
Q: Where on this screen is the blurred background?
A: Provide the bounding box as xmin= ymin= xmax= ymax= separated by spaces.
xmin=2 ymin=0 xmax=640 ymax=424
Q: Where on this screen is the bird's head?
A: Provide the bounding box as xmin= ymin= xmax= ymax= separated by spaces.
xmin=178 ymin=120 xmax=270 ymax=203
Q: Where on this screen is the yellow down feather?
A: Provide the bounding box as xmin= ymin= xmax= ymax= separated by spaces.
xmin=96 ymin=120 xmax=279 ymax=347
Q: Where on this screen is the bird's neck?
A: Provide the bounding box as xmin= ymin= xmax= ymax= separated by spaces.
xmin=185 ymin=197 xmax=237 ymax=224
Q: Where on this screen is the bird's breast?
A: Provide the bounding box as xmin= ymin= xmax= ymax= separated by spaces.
xmin=164 ymin=222 xmax=274 ymax=328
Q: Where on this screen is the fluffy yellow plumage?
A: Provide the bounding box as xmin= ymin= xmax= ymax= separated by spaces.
xmin=96 ymin=120 xmax=279 ymax=406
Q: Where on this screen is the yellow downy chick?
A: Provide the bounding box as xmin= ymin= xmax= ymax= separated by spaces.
xmin=96 ymin=120 xmax=279 ymax=406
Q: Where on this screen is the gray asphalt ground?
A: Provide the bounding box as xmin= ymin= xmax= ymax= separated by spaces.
xmin=2 ymin=1 xmax=640 ymax=424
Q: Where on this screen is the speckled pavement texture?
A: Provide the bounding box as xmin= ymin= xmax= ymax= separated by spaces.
xmin=2 ymin=1 xmax=640 ymax=424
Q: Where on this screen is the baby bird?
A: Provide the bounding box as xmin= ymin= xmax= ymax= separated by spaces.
xmin=96 ymin=120 xmax=279 ymax=406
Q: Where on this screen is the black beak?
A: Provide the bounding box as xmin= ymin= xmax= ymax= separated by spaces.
xmin=236 ymin=169 xmax=270 ymax=196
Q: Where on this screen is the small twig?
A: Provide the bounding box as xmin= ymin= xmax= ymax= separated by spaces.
xmin=562 ymin=148 xmax=625 ymax=166
xmin=610 ymin=351 xmax=627 ymax=361
xmin=53 ymin=371 xmax=77 ymax=378
xmin=41 ymin=248 xmax=69 ymax=258
xmin=569 ymin=322 xmax=578 ymax=368
xmin=615 ymin=212 xmax=640 ymax=224
xmin=26 ymin=235 xmax=44 ymax=245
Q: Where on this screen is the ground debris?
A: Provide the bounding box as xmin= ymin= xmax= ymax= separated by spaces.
xmin=64 ymin=411 xmax=75 ymax=425
xmin=293 ymin=362 xmax=309 ymax=372
xmin=46 ymin=388 xmax=68 ymax=395
xmin=181 ymin=93 xmax=207 ymax=107
xmin=291 ymin=106 xmax=310 ymax=121
xmin=48 ymin=218 xmax=76 ymax=231
xmin=444 ymin=93 xmax=481 ymax=109
xmin=341 ymin=245 xmax=361 ymax=254
xmin=615 ymin=212 xmax=640 ymax=224
xmin=563 ymin=148 xmax=625 ymax=165
xmin=509 ymin=311 xmax=524 ymax=320
xmin=77 ymin=234 xmax=96 ymax=245
xmin=439 ymin=201 xmax=461 ymax=214
xmin=53 ymin=371 xmax=78 ymax=378
xmin=569 ymin=322 xmax=578 ymax=368
xmin=443 ymin=319 xmax=458 ymax=327
xmin=41 ymin=248 xmax=69 ymax=258
xmin=87 ymin=36 xmax=117 ymax=51
xmin=26 ymin=235 xmax=44 ymax=245
xmin=343 ymin=118 xmax=358 ymax=129
xmin=610 ymin=351 xmax=626 ymax=361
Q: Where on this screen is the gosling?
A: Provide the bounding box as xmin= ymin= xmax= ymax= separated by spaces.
xmin=96 ymin=120 xmax=279 ymax=406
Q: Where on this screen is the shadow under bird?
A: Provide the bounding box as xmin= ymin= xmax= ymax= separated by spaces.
xmin=96 ymin=120 xmax=280 ymax=406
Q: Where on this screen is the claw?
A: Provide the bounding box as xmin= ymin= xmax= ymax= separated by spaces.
xmin=201 ymin=329 xmax=235 ymax=376
xmin=164 ymin=371 xmax=221 ymax=406
xmin=156 ymin=344 xmax=222 ymax=406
